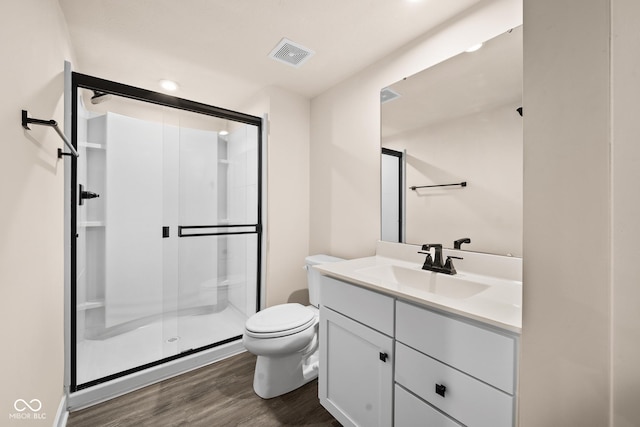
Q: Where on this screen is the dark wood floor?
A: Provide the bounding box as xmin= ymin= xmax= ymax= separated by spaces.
xmin=67 ymin=351 xmax=340 ymax=427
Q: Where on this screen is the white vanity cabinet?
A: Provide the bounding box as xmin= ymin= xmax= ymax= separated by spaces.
xmin=395 ymin=301 xmax=518 ymax=427
xmin=318 ymin=274 xmax=519 ymax=427
xmin=319 ymin=276 xmax=395 ymax=427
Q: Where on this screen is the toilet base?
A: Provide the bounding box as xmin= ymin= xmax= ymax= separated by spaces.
xmin=253 ymin=350 xmax=319 ymax=399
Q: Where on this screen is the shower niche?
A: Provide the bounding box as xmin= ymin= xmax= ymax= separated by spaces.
xmin=71 ymin=73 xmax=263 ymax=392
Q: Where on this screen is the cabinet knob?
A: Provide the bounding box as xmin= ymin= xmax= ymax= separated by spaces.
xmin=379 ymin=352 xmax=388 ymax=362
xmin=435 ymin=383 xmax=446 ymax=397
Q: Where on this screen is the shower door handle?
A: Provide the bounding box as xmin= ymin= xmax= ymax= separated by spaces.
xmin=162 ymin=226 xmax=170 ymax=238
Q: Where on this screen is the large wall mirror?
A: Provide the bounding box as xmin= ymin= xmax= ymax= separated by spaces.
xmin=381 ymin=26 xmax=523 ymax=256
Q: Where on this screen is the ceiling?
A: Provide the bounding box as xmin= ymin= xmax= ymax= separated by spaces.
xmin=59 ymin=0 xmax=486 ymax=108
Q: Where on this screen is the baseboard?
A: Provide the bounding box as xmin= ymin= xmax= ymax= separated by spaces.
xmin=53 ymin=394 xmax=68 ymax=427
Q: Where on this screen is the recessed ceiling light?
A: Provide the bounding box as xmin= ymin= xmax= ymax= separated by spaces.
xmin=219 ymin=130 xmax=229 ymax=136
xmin=159 ymin=79 xmax=179 ymax=91
xmin=465 ymin=43 xmax=483 ymax=53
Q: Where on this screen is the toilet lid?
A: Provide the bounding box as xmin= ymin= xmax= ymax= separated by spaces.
xmin=245 ymin=303 xmax=315 ymax=336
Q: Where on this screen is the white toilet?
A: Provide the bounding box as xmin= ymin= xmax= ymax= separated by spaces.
xmin=242 ymin=254 xmax=343 ymax=399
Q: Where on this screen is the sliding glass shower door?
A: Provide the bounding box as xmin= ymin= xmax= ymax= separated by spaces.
xmin=71 ymin=73 xmax=262 ymax=391
xmin=172 ymin=116 xmax=260 ymax=354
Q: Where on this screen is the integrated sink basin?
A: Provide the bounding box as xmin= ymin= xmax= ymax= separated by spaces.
xmin=356 ymin=264 xmax=490 ymax=299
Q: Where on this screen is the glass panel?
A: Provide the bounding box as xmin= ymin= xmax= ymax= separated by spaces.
xmin=227 ymin=123 xmax=259 ymax=226
xmin=176 ymin=234 xmax=258 ymax=352
xmin=73 ymin=83 xmax=260 ymax=389
xmin=174 ymin=110 xmax=259 ymax=353
xmin=173 ymin=110 xmax=260 ymax=227
xmin=75 ymin=91 xmax=171 ymax=384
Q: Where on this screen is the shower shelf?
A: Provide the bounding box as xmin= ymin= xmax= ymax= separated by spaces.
xmin=77 ymin=300 xmax=104 ymax=311
xmin=79 ymin=142 xmax=106 ymax=150
xmin=79 ymin=221 xmax=105 ymax=227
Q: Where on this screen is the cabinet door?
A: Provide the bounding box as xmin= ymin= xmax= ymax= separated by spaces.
xmin=319 ymin=306 xmax=393 ymax=427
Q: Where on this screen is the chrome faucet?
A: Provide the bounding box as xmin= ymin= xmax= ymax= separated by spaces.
xmin=419 ymin=244 xmax=462 ymax=275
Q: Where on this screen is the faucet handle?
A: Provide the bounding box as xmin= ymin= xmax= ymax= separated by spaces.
xmin=420 ymin=253 xmax=433 ymax=269
xmin=418 ymin=245 xmax=433 ymax=266
xmin=443 ymin=256 xmax=463 ymax=275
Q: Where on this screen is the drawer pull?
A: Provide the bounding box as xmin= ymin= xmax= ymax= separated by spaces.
xmin=379 ymin=352 xmax=389 ymax=362
xmin=435 ymin=383 xmax=447 ymax=397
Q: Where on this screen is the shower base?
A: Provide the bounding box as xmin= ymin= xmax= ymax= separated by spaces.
xmin=76 ymin=304 xmax=247 ymax=386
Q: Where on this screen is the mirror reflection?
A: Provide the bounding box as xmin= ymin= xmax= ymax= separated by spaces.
xmin=381 ymin=26 xmax=523 ymax=256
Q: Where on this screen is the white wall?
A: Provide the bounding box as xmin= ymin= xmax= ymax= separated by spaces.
xmin=310 ymin=0 xmax=523 ymax=259
xmin=0 ymin=1 xmax=75 ymax=425
xmin=384 ymin=102 xmax=523 ymax=256
xmin=520 ymin=0 xmax=611 ymax=425
xmin=521 ymin=0 xmax=640 ymax=425
xmin=611 ymin=1 xmax=640 ymax=425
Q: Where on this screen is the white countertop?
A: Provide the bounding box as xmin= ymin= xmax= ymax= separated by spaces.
xmin=315 ymin=255 xmax=522 ymax=334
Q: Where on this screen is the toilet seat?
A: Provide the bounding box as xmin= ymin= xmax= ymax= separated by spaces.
xmin=245 ymin=303 xmax=316 ymax=339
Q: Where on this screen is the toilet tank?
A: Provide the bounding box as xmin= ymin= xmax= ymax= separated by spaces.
xmin=305 ymin=254 xmax=344 ymax=307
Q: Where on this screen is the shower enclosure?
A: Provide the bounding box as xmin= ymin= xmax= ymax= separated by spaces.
xmin=69 ymin=73 xmax=263 ymax=395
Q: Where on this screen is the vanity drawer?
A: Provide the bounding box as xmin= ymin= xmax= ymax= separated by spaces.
xmin=395 ymin=342 xmax=514 ymax=427
xmin=320 ymin=275 xmax=394 ymax=336
xmin=395 ymin=385 xmax=462 ymax=427
xmin=396 ymin=300 xmax=516 ymax=394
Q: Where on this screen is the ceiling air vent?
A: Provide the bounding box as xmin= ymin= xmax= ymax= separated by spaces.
xmin=269 ymin=38 xmax=315 ymax=68
xmin=380 ymin=87 xmax=401 ymax=104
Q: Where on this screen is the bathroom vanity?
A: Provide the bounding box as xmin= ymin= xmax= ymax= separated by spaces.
xmin=316 ymin=242 xmax=521 ymax=427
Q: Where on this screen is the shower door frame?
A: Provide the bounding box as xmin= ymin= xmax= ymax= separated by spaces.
xmin=381 ymin=147 xmax=405 ymax=243
xmin=68 ymin=72 xmax=264 ymax=394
